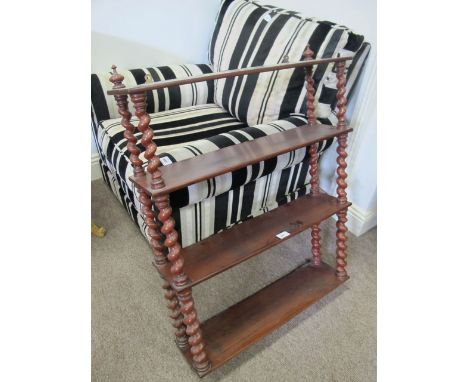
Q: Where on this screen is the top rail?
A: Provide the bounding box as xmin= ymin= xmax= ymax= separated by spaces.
xmin=107 ymin=56 xmax=353 ymax=96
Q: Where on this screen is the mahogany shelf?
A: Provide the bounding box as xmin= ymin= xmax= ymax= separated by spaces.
xmin=158 ymin=193 xmax=350 ymax=291
xmin=131 ymin=124 xmax=352 ymax=197
xmin=179 ymin=261 xmax=347 ymax=377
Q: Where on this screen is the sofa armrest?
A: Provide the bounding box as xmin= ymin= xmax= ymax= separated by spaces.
xmin=91 ymin=63 xmax=214 ymax=125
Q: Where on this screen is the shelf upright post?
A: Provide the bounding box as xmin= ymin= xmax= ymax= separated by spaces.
xmin=128 ymin=84 xmax=211 ymax=374
xmin=335 ymin=59 xmax=350 ymax=279
xmin=303 ymin=45 xmax=321 ymax=267
xmin=109 ymin=66 xmax=190 ymax=350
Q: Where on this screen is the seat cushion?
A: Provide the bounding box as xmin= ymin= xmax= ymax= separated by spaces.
xmin=208 ymin=0 xmax=370 ymax=126
xmin=93 ymin=104 xmax=248 ymax=190
xmin=95 ymin=106 xmax=331 ymax=248
xmin=99 ymin=150 xmax=312 ymax=248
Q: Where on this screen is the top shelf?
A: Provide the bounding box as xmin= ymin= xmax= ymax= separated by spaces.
xmin=130 ymin=124 xmax=352 ymax=197
xmin=107 ymin=56 xmax=353 ymax=95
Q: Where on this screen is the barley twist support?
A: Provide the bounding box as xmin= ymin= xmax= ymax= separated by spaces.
xmin=128 ymin=91 xmax=211 ymax=373
xmin=335 ymin=60 xmax=349 ymax=278
xmin=163 ymin=280 xmax=189 ymax=349
xmin=178 ymin=288 xmax=211 ymax=374
xmin=303 ymin=45 xmax=321 ymax=266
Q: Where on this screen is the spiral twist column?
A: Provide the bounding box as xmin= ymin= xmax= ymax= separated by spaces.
xmin=129 ymin=91 xmax=210 ymax=371
xmin=109 ymin=65 xmax=144 ymax=177
xmin=162 ymin=280 xmax=189 ymax=349
xmin=178 ymin=289 xmax=211 ymax=373
xmin=335 ymin=60 xmax=349 ymax=279
xmin=153 ymin=189 xmax=210 ymax=372
xmin=108 ymin=70 xmax=186 ymax=347
xmin=303 ymin=45 xmax=321 ymax=266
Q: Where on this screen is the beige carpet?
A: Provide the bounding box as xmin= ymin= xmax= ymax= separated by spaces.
xmin=92 ymin=179 xmax=376 ymax=382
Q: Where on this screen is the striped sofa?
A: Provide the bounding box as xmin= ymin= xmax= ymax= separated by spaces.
xmin=91 ymin=0 xmax=370 ymax=248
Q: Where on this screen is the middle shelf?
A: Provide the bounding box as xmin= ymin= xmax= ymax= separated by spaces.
xmin=158 ymin=192 xmax=350 ymax=291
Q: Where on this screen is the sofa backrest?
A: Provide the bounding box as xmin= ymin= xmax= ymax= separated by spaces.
xmin=91 ymin=64 xmax=214 ymax=126
xmin=208 ymin=0 xmax=370 ymax=126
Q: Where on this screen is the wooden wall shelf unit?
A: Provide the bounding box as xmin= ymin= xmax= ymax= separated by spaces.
xmin=107 ymin=47 xmax=354 ymax=377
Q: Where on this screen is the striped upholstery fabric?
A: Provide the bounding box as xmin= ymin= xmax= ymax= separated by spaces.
xmin=95 ymin=102 xmax=316 ymax=246
xmin=99 ymin=151 xmax=312 ymax=247
xmin=91 ymin=2 xmax=371 ymax=248
xmin=208 ymin=0 xmax=370 ymax=126
xmin=93 ymin=104 xmax=247 ymax=198
xmin=91 ymin=64 xmax=214 ymax=128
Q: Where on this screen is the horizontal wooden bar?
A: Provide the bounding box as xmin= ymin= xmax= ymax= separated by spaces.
xmin=107 ymin=56 xmax=354 ymax=96
xmin=179 ymin=261 xmax=348 ymax=376
xmin=130 ymin=124 xmax=352 ymax=197
xmin=158 ymin=192 xmax=350 ymax=291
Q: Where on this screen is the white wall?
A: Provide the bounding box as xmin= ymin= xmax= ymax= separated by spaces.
xmin=91 ymin=0 xmax=377 ymax=235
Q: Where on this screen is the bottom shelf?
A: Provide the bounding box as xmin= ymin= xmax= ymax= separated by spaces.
xmin=180 ymin=261 xmax=348 ymax=376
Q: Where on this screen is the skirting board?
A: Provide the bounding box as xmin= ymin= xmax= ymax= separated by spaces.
xmin=91 ymin=153 xmax=102 ymax=181
xmin=342 ymin=204 xmax=377 ymax=237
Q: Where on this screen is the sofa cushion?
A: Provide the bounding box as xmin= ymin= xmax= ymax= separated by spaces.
xmin=208 ymin=0 xmax=370 ymax=126
xmin=99 ymin=151 xmax=312 ymax=248
xmin=93 ymin=104 xmax=247 ymax=191
xmin=93 ymin=98 xmax=329 ymax=209
xmin=91 ymin=63 xmax=214 ymax=125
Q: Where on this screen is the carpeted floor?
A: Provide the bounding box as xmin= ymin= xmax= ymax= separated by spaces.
xmin=92 ymin=179 xmax=376 ymax=382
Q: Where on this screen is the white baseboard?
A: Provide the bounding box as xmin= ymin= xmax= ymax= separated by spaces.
xmin=91 ymin=153 xmax=102 ymax=181
xmin=345 ymin=204 xmax=377 ymax=237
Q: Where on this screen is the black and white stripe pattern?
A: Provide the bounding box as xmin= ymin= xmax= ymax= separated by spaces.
xmin=92 ymin=1 xmax=371 ymax=249
xmin=91 ymin=63 xmax=214 ymax=125
xmin=208 ymin=0 xmax=370 ymax=126
xmin=99 ymin=147 xmax=312 ymax=248
xmin=95 ymin=104 xmax=247 ymax=193
xmin=94 ymin=101 xmax=325 ymax=247
xmin=95 ymin=101 xmax=328 ymax=208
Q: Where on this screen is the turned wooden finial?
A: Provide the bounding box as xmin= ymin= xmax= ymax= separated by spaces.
xmin=109 ymin=65 xmax=125 ymax=89
xmin=303 ymin=44 xmax=314 ymax=61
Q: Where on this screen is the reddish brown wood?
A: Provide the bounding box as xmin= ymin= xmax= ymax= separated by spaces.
xmin=109 ymin=67 xmax=165 ymax=266
xmin=311 ymin=225 xmax=321 ymax=266
xmin=335 ymin=60 xmax=349 ymax=279
xmin=129 ymin=91 xmax=211 ymax=373
xmin=139 ymin=192 xmax=167 ymax=266
xmin=163 ymin=280 xmax=189 ymax=349
xmin=335 ymin=209 xmax=348 ymax=279
xmin=122 ymin=91 xmax=166 ymax=267
xmin=335 ymin=133 xmax=349 ymax=278
xmin=131 ymin=124 xmax=353 ymax=197
xmin=179 ymin=262 xmax=348 ymax=376
xmin=303 ymin=45 xmax=317 ymax=126
xmin=158 ymin=193 xmax=350 ymax=291
xmin=178 ymin=288 xmax=211 ymax=374
xmin=107 ymin=56 xmax=354 ymax=96
xmin=155 ymin=171 xmax=211 ymax=374
xmin=109 ymin=65 xmax=144 ymax=177
xmin=109 ymin=68 xmax=188 ymax=348
xmin=336 ymin=60 xmax=347 ymax=130
xmin=107 ymin=57 xmax=357 ymax=377
xmin=303 ymin=45 xmax=322 ymax=267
